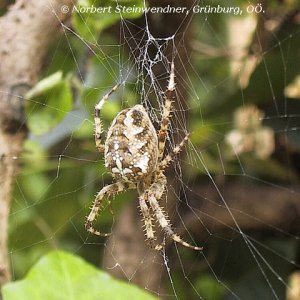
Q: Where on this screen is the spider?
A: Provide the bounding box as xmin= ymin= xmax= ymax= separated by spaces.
xmin=85 ymin=63 xmax=202 ymax=251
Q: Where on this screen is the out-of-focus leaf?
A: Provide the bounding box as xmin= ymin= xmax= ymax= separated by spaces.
xmin=19 ymin=173 xmax=50 ymax=202
xmin=22 ymin=140 xmax=47 ymax=165
xmin=2 ymin=251 xmax=157 ymax=300
xmin=189 ymin=120 xmax=218 ymax=146
xmin=26 ymin=76 xmax=73 ymax=135
xmin=25 ymin=72 xmax=63 ymax=99
xmin=194 ymin=275 xmax=227 ymax=300
xmin=73 ymin=120 xmax=94 ymax=139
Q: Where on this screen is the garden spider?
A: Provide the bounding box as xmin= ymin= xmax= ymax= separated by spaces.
xmin=85 ymin=63 xmax=202 ymax=251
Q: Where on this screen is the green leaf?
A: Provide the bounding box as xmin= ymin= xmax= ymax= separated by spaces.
xmin=26 ymin=77 xmax=73 ymax=135
xmin=2 ymin=251 xmax=157 ymax=300
xmin=25 ymin=71 xmax=63 ymax=99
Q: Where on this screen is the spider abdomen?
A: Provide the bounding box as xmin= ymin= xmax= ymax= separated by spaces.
xmin=104 ymin=105 xmax=158 ymax=182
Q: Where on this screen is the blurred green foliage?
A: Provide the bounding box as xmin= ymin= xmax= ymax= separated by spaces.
xmin=26 ymin=72 xmax=73 ymax=135
xmin=73 ymin=0 xmax=144 ymax=42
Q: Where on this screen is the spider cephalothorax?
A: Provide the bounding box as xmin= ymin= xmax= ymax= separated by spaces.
xmin=85 ymin=63 xmax=202 ymax=251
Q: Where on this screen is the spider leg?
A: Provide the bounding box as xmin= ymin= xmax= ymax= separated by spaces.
xmin=85 ymin=181 xmax=135 ymax=236
xmin=95 ymin=83 xmax=121 ymax=153
xmin=148 ymin=193 xmax=202 ymax=251
xmin=146 ymin=173 xmax=202 ymax=251
xmin=158 ymin=62 xmax=175 ymax=160
xmin=139 ymin=193 xmax=163 ymax=251
xmin=159 ymin=133 xmax=190 ymax=170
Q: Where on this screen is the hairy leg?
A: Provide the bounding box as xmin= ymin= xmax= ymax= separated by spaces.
xmin=146 ymin=173 xmax=202 ymax=251
xmin=95 ymin=83 xmax=121 ymax=152
xmin=85 ymin=181 xmax=135 ymax=236
xmin=139 ymin=193 xmax=163 ymax=250
xmin=148 ymin=193 xmax=202 ymax=250
xmin=158 ymin=62 xmax=175 ymax=159
xmin=159 ymin=133 xmax=190 ymax=170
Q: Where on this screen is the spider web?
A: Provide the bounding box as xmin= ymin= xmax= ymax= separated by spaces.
xmin=7 ymin=1 xmax=300 ymax=299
